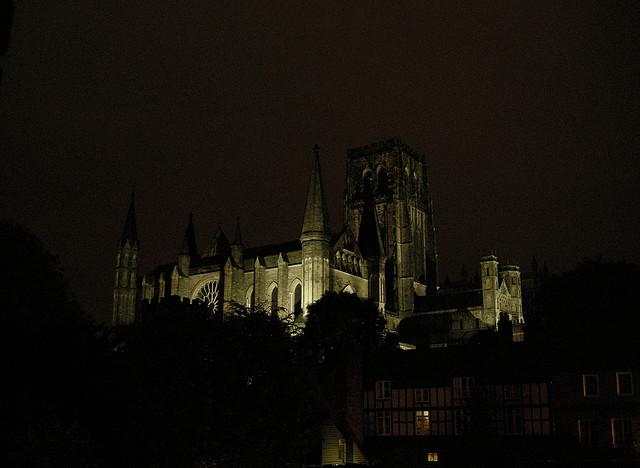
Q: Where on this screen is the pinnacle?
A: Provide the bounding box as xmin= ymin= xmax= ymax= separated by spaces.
xmin=120 ymin=192 xmax=138 ymax=247
xmin=180 ymin=213 xmax=198 ymax=256
xmin=301 ymin=144 xmax=330 ymax=242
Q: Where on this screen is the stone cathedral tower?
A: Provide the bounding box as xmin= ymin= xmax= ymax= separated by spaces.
xmin=344 ymin=139 xmax=438 ymax=324
xmin=300 ymin=145 xmax=331 ymax=311
xmin=112 ymin=193 xmax=139 ymax=325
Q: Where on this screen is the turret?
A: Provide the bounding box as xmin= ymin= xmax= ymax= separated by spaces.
xmin=300 ymin=144 xmax=331 ymax=313
xmin=230 ymin=217 xmax=243 ymax=266
xmin=499 ymin=264 xmax=521 ymax=299
xmin=113 ymin=193 xmax=139 ymax=325
xmin=177 ymin=213 xmax=197 ymax=276
xmin=499 ymin=264 xmax=523 ymax=323
xmin=480 ymin=254 xmax=499 ymax=328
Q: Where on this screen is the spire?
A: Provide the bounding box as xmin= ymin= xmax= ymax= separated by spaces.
xmin=208 ymin=225 xmax=230 ymax=257
xmin=357 ymin=184 xmax=385 ymax=258
xmin=119 ymin=192 xmax=138 ymax=247
xmin=180 ymin=213 xmax=198 ymax=257
xmin=301 ymin=144 xmax=330 ymax=242
xmin=231 ymin=217 xmax=242 ymax=245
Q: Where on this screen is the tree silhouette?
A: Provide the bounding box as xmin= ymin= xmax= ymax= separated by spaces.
xmin=1 ymin=221 xmax=105 ymax=466
xmin=301 ymin=291 xmax=386 ymax=367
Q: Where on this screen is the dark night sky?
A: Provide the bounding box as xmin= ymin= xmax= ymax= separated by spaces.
xmin=1 ymin=1 xmax=638 ymax=324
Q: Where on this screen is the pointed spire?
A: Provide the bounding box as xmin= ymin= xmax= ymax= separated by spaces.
xmin=180 ymin=213 xmax=198 ymax=257
xmin=120 ymin=192 xmax=138 ymax=247
xmin=208 ymin=225 xmax=230 ymax=257
xmin=357 ymin=184 xmax=385 ymax=258
xmin=301 ymin=144 xmax=330 ymax=242
xmin=231 ymin=217 xmax=242 ymax=245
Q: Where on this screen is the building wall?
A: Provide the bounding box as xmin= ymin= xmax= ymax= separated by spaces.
xmin=148 ymin=250 xmax=375 ymax=320
xmin=552 ymin=367 xmax=640 ymax=450
xmin=363 ymin=379 xmax=551 ymax=438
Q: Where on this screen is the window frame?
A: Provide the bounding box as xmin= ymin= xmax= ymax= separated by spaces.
xmin=504 ymin=383 xmax=522 ymax=401
xmin=454 ymin=408 xmax=470 ymax=435
xmin=415 ymin=410 xmax=431 ymax=436
xmin=611 ymin=418 xmax=633 ymax=448
xmin=616 ymin=371 xmax=634 ymax=396
xmin=578 ymin=419 xmax=597 ymax=446
xmin=414 ymin=387 xmax=430 ymax=404
xmin=453 ymin=376 xmax=475 ymax=399
xmin=506 ymin=407 xmax=524 ymax=435
xmin=376 ymin=410 xmax=392 ymax=436
xmin=582 ymin=374 xmax=600 ymax=397
xmin=375 ymin=380 xmax=391 ymax=400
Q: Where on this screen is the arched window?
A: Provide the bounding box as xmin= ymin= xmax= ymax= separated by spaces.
xmin=294 ymin=283 xmax=302 ymax=318
xmin=369 ymin=273 xmax=379 ymax=301
xmin=194 ymin=280 xmax=221 ymax=315
xmin=245 ymin=285 xmax=254 ymax=309
xmin=362 ymin=168 xmax=374 ymax=191
xmin=270 ymin=285 xmax=278 ymax=314
xmin=377 ymin=166 xmax=390 ymax=194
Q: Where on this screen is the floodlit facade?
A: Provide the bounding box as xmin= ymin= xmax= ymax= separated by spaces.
xmin=112 ymin=138 xmax=522 ymax=339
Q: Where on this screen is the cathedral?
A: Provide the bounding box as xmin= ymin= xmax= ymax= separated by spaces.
xmin=113 ymin=138 xmax=523 ymax=339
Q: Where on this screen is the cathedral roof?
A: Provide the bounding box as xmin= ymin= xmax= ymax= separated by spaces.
xmin=332 ymin=225 xmax=363 ymax=257
xmin=243 ymin=240 xmax=302 ymax=270
xmin=414 ymin=289 xmax=483 ymax=312
xmin=300 ymin=145 xmax=330 ymax=242
xmin=148 ymin=262 xmax=177 ymax=278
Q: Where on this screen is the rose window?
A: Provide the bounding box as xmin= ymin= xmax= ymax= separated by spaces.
xmin=195 ymin=280 xmax=220 ymax=313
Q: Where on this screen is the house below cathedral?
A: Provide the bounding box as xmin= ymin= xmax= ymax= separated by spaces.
xmin=112 ymin=138 xmax=523 ymax=342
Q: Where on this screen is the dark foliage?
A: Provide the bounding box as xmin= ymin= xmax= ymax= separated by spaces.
xmin=301 ymin=291 xmax=386 ymax=366
xmin=1 ymin=221 xmax=106 ymax=466
xmin=1 ymin=221 xmax=323 ymax=467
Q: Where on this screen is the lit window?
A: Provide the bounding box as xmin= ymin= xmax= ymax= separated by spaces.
xmin=375 ymin=380 xmax=391 ymax=400
xmin=415 ymin=410 xmax=431 ymax=435
xmin=578 ymin=419 xmax=597 ymax=446
xmin=611 ymin=418 xmax=633 ymax=447
xmin=453 ymin=377 xmax=475 ymax=399
xmin=506 ymin=407 xmax=523 ymax=435
xmin=582 ymin=374 xmax=599 ymax=397
xmin=415 ymin=388 xmax=430 ymax=403
xmin=427 ymin=452 xmax=439 ymax=463
xmin=376 ymin=411 xmax=392 ymax=435
xmin=616 ymin=372 xmax=634 ymax=396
